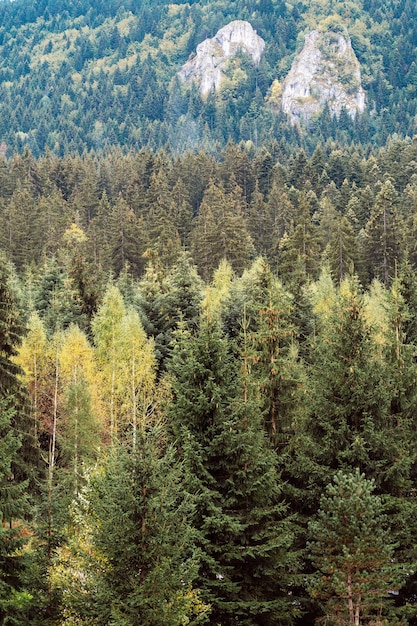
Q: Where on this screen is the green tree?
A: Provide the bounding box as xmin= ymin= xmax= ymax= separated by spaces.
xmin=0 ymin=256 xmax=25 ymax=398
xmin=34 ymin=256 xmax=84 ymax=334
xmin=308 ymin=469 xmax=407 ymax=626
xmin=364 ymin=180 xmax=403 ymax=285
xmin=245 ymin=264 xmax=305 ymax=447
xmin=324 ymin=214 xmax=358 ymax=282
xmin=137 ymin=252 xmax=203 ymax=371
xmin=191 ymin=179 xmax=254 ymax=280
xmin=278 ymin=193 xmax=321 ymax=286
xmin=0 ymin=256 xmax=34 ymax=623
xmin=168 ymin=317 xmax=299 ymax=625
xmin=0 ymin=398 xmax=32 ymax=624
xmin=52 ymin=434 xmax=208 ymax=626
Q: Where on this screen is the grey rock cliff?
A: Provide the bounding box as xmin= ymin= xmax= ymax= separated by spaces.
xmin=179 ymin=20 xmax=265 ymax=96
xmin=281 ymin=29 xmax=366 ymax=125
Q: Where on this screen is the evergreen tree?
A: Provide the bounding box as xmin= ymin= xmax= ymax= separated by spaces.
xmin=0 ymin=398 xmax=32 ymax=624
xmin=34 ymin=256 xmax=84 ymax=334
xmin=0 ymin=256 xmax=35 ymax=623
xmin=324 ymin=214 xmax=358 ymax=281
xmin=364 ymin=179 xmax=403 ymax=285
xmin=191 ymin=179 xmax=254 ymax=280
xmin=278 ymin=193 xmax=321 ymax=286
xmin=52 ymin=434 xmax=208 ymax=626
xmin=108 ymin=194 xmax=148 ymax=277
xmin=247 ymin=271 xmax=306 ymax=448
xmin=0 ymin=255 xmax=25 ymax=398
xmin=308 ymin=469 xmax=407 ymax=626
xmin=137 ymin=252 xmax=203 ymax=371
xmin=168 ymin=317 xmax=299 ymax=625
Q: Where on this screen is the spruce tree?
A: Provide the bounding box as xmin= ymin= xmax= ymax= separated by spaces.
xmin=364 ymin=179 xmax=403 ymax=285
xmin=52 ymin=434 xmax=207 ymax=626
xmin=0 ymin=256 xmax=35 ymax=623
xmin=168 ymin=317 xmax=298 ymax=625
xmin=191 ymin=179 xmax=254 ymax=280
xmin=0 ymin=398 xmax=32 ymax=624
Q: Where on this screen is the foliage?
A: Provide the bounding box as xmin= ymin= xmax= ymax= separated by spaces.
xmin=52 ymin=435 xmax=209 ymax=626
xmin=308 ymin=469 xmax=408 ymax=625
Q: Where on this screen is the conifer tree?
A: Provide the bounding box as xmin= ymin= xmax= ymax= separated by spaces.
xmin=168 ymin=317 xmax=298 ymax=625
xmin=34 ymin=256 xmax=84 ymax=334
xmin=324 ymin=214 xmax=358 ymax=281
xmin=191 ymin=179 xmax=254 ymax=280
xmin=137 ymin=252 xmax=203 ymax=371
xmin=0 ymin=256 xmax=35 ymax=623
xmin=291 ymin=274 xmax=394 ymax=506
xmin=52 ymin=433 xmax=208 ymax=626
xmin=108 ymin=194 xmax=147 ymax=277
xmin=308 ymin=470 xmax=406 ymax=626
xmin=247 ymin=270 xmax=306 ymax=448
xmin=0 ymin=398 xmax=32 ymax=624
xmin=278 ymin=193 xmax=321 ymax=286
xmin=247 ymin=180 xmax=268 ymax=253
xmin=364 ymin=179 xmax=403 ymax=285
xmin=144 ymin=168 xmax=182 ymax=268
xmin=0 ymin=256 xmax=25 ymax=398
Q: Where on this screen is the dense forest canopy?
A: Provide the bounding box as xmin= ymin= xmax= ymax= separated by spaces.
xmin=1 ymin=138 xmax=417 ymax=624
xmin=0 ymin=0 xmax=415 ymax=153
xmin=2 ymin=0 xmax=417 ymax=625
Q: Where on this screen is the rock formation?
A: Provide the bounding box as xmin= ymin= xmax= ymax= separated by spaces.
xmin=281 ymin=28 xmax=366 ymax=125
xmin=179 ymin=20 xmax=265 ymax=96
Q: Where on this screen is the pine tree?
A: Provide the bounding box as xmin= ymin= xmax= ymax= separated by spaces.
xmin=308 ymin=469 xmax=406 ymax=626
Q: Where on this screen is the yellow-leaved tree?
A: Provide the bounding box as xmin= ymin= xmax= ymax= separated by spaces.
xmin=59 ymin=324 xmax=102 ymax=494
xmin=92 ymin=285 xmax=157 ymax=445
xmin=116 ymin=308 xmax=156 ymax=448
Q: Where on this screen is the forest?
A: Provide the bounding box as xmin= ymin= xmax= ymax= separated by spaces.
xmin=0 ymin=0 xmax=416 ymax=154
xmin=2 ymin=138 xmax=417 ymax=625
xmin=2 ymin=0 xmax=417 ymax=624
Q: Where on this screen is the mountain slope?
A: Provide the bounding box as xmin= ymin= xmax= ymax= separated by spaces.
xmin=0 ymin=0 xmax=415 ymax=155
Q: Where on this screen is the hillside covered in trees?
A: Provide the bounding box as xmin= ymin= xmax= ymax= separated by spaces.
xmin=0 ymin=0 xmax=416 ymax=154
xmin=3 ymin=0 xmax=417 ymax=625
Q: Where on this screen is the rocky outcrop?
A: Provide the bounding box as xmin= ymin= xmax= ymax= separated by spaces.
xmin=179 ymin=20 xmax=265 ymax=96
xmin=281 ymin=28 xmax=366 ymax=125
